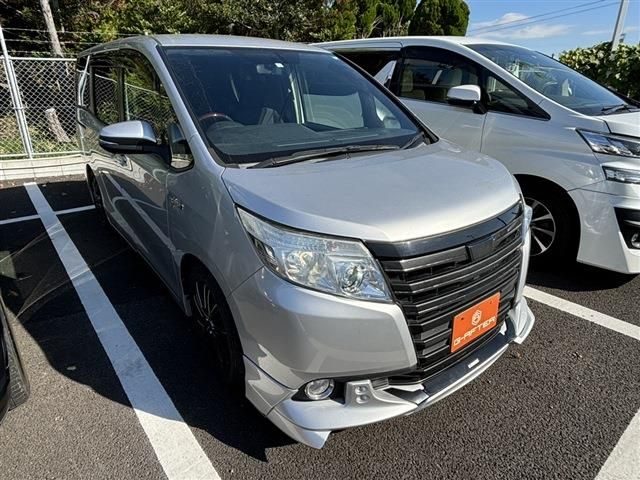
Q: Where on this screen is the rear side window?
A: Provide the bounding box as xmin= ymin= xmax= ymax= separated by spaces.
xmin=395 ymin=47 xmax=480 ymax=103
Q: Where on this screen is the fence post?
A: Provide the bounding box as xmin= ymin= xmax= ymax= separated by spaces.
xmin=0 ymin=23 xmax=34 ymax=159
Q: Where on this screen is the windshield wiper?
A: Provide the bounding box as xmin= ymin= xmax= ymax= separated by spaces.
xmin=249 ymin=144 xmax=400 ymax=169
xmin=601 ymin=104 xmax=638 ymax=115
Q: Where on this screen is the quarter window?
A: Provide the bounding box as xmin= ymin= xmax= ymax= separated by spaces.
xmin=483 ymin=74 xmax=540 ymax=117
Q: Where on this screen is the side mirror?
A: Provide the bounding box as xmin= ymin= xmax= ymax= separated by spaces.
xmin=447 ymin=85 xmax=482 ymax=103
xmin=447 ymin=85 xmax=486 ymax=114
xmin=99 ymin=120 xmax=169 ymax=163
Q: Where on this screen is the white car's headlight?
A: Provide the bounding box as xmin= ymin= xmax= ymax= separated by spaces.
xmin=578 ymin=130 xmax=640 ymax=158
xmin=238 ymin=208 xmax=391 ymax=301
xmin=602 ymin=166 xmax=640 ymax=185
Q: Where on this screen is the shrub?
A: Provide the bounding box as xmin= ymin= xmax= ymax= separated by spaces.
xmin=559 ymin=42 xmax=640 ymax=100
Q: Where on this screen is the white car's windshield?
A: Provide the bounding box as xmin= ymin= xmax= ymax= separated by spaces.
xmin=164 ymin=47 xmax=423 ymax=165
xmin=469 ymin=44 xmax=636 ymax=116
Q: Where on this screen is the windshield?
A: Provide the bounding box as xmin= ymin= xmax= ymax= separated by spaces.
xmin=468 ymin=44 xmax=630 ymax=116
xmin=163 ymin=47 xmax=423 ymax=165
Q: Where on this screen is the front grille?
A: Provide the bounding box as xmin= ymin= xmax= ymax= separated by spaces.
xmin=368 ymin=203 xmax=524 ymax=384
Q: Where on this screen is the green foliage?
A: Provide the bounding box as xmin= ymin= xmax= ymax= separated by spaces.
xmin=214 ymin=0 xmax=329 ymax=41
xmin=1 ymin=0 xmax=470 ymax=52
xmin=409 ymin=0 xmax=469 ymax=36
xmin=319 ymin=0 xmax=358 ymax=41
xmin=559 ymin=42 xmax=640 ymax=100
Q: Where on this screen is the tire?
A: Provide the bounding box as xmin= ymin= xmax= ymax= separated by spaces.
xmin=521 ymin=183 xmax=579 ymax=266
xmin=186 ymin=265 xmax=245 ymax=391
xmin=4 ymin=327 xmax=29 ymax=410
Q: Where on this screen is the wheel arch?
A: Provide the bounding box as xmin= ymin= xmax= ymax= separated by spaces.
xmin=514 ymin=174 xmax=582 ymax=245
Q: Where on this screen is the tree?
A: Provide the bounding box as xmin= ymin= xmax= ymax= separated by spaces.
xmin=409 ymin=0 xmax=469 ymax=36
xmin=320 ymin=0 xmax=358 ymax=41
xmin=377 ymin=0 xmax=415 ymax=37
xmin=559 ymin=42 xmax=640 ymax=99
xmin=356 ymin=0 xmax=379 ymax=38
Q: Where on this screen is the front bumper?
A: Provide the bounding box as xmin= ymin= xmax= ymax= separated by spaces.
xmin=244 ymin=297 xmax=535 ymax=448
xmin=570 ymin=184 xmax=640 ymax=274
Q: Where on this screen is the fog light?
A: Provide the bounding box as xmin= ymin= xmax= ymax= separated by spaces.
xmin=304 ymin=379 xmax=335 ymax=400
xmin=632 ymin=233 xmax=640 ymax=249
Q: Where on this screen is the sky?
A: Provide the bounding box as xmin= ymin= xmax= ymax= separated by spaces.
xmin=466 ymin=0 xmax=640 ymax=55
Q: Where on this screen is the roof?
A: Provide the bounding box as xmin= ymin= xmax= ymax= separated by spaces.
xmin=317 ymin=36 xmax=521 ymax=49
xmin=80 ymin=34 xmax=329 ymax=56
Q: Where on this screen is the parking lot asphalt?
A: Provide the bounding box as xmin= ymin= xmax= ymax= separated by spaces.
xmin=0 ymin=176 xmax=638 ymax=480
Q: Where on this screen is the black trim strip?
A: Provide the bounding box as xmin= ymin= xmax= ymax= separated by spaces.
xmin=367 ymin=202 xmax=522 ymax=259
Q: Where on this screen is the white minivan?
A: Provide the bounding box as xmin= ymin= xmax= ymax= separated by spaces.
xmin=320 ymin=37 xmax=640 ymax=274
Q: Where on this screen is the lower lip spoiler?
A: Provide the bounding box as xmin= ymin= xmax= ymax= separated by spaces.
xmin=266 ymin=301 xmax=534 ymax=448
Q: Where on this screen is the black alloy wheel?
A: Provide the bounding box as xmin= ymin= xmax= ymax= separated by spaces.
xmin=187 ymin=266 xmax=244 ymax=390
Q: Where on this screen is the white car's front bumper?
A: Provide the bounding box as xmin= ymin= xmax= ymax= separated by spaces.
xmin=570 ymin=184 xmax=640 ymax=274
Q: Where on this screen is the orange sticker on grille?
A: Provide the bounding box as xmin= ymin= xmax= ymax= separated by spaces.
xmin=451 ymin=292 xmax=500 ymax=353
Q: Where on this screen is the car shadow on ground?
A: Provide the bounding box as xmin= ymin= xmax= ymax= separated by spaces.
xmin=0 ymin=180 xmax=292 ymax=462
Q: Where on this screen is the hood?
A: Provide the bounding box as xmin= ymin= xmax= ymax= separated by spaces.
xmin=596 ymin=111 xmax=640 ymax=137
xmin=222 ymin=140 xmax=520 ymax=243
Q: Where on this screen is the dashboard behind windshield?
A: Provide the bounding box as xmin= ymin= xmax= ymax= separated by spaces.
xmin=163 ymin=47 xmax=422 ymax=165
xmin=468 ymin=44 xmax=627 ymax=116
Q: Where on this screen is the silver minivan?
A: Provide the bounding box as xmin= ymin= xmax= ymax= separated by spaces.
xmin=76 ymin=35 xmax=535 ymax=448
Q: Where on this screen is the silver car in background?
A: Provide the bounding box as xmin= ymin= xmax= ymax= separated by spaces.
xmin=76 ymin=35 xmax=534 ymax=448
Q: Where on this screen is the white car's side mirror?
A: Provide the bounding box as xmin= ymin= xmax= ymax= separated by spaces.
xmin=446 ymin=85 xmax=482 ymax=103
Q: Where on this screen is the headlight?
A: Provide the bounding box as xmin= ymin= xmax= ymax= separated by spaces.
xmin=578 ymin=130 xmax=640 ymax=158
xmin=603 ymin=166 xmax=640 ymax=185
xmin=238 ymin=208 xmax=391 ymax=301
xmin=523 ymin=204 xmax=533 ymax=233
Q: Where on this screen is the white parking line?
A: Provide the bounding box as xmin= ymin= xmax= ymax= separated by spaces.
xmin=23 ymin=183 xmax=220 ymax=480
xmin=0 ymin=213 xmax=40 ymax=225
xmin=0 ymin=205 xmax=95 ymax=226
xmin=596 ymin=408 xmax=640 ymax=480
xmin=524 ymin=286 xmax=640 ymax=341
xmin=55 ymin=204 xmax=96 ymax=215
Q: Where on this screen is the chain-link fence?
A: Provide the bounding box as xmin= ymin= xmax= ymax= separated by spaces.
xmin=0 ymin=59 xmax=23 ymax=156
xmin=1 ymin=56 xmax=80 ymax=162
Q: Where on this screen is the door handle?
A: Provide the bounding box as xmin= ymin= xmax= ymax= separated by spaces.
xmin=169 ymin=194 xmax=184 ymax=210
